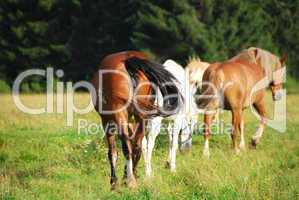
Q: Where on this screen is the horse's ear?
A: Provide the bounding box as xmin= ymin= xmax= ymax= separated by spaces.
xmin=280 ymin=53 xmax=287 ymax=65
xmin=253 ymin=48 xmax=258 ymax=58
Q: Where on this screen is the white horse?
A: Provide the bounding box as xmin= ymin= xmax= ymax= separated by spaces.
xmin=142 ymin=59 xmax=198 ymax=176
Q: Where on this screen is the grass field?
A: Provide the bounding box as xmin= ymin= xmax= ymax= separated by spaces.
xmin=0 ymin=92 xmax=298 ymax=200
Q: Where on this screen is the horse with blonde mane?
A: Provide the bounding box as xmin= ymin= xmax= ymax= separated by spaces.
xmin=185 ymin=57 xmax=210 ymax=88
xmin=197 ymin=47 xmax=286 ymax=157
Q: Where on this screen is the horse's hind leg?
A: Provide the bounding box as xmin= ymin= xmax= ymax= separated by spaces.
xmin=167 ymin=117 xmax=182 ymax=172
xmin=238 ymin=111 xmax=245 ymax=151
xmin=180 ymin=116 xmax=192 ymax=151
xmin=203 ymin=113 xmax=214 ymax=158
xmin=132 ymin=118 xmax=145 ymax=177
xmin=251 ymin=101 xmax=266 ymax=148
xmin=116 ymin=112 xmax=137 ymax=188
xmin=144 ymin=117 xmax=162 ymax=177
xmin=231 ymin=109 xmax=242 ymax=154
xmin=103 ymin=120 xmax=118 ymax=190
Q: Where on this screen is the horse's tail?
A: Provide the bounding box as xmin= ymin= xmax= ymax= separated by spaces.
xmin=124 ymin=57 xmax=183 ymax=117
xmin=196 ymin=67 xmax=223 ymax=110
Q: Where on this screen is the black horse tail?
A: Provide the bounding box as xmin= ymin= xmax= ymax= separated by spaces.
xmin=125 ymin=57 xmax=183 ymax=117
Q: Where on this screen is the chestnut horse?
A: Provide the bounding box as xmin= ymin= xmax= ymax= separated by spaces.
xmin=91 ymin=51 xmax=182 ymax=189
xmin=197 ymin=47 xmax=286 ymax=157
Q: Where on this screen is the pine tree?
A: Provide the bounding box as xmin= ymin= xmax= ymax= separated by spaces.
xmin=0 ymin=0 xmax=77 ymax=82
xmin=259 ymin=0 xmax=299 ymax=77
xmin=66 ymin=0 xmax=138 ymax=80
xmin=196 ymin=0 xmax=277 ymax=62
xmin=131 ymin=0 xmax=207 ymax=63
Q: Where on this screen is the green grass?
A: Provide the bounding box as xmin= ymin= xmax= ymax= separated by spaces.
xmin=0 ymin=93 xmax=298 ymax=199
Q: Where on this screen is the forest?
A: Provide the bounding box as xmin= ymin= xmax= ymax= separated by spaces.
xmin=0 ymin=0 xmax=298 ymax=92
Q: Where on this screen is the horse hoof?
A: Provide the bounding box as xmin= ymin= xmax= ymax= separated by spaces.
xmin=203 ymin=151 xmax=210 ymax=158
xmin=145 ymin=170 xmax=152 ymax=177
xmin=239 ymin=144 xmax=246 ymax=151
xmin=180 ymin=142 xmax=192 ymax=152
xmin=145 ymin=173 xmax=152 ymax=179
xmin=126 ymin=177 xmax=137 ymax=188
xmin=251 ymin=139 xmax=257 ymax=149
xmin=133 ymin=171 xmax=140 ymax=179
xmin=234 ymin=148 xmax=241 ymax=155
xmin=180 ymin=146 xmax=192 ymax=154
xmin=165 ymin=161 xmax=171 ymax=169
xmin=110 ymin=182 xmax=118 ymax=191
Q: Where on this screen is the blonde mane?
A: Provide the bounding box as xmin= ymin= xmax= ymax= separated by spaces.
xmin=186 ymin=57 xmax=210 ymax=71
xmin=230 ymin=47 xmax=282 ymax=81
xmin=185 ymin=56 xmax=210 ymax=85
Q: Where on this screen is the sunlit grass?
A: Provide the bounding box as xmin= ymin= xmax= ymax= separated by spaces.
xmin=0 ymin=93 xmax=298 ymax=199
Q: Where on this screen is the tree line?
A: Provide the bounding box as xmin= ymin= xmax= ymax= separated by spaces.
xmin=0 ymin=0 xmax=298 ymax=90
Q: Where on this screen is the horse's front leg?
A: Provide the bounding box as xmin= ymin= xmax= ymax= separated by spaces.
xmin=231 ymin=109 xmax=242 ymax=154
xmin=167 ymin=117 xmax=182 ymax=172
xmin=251 ymin=101 xmax=267 ymax=148
xmin=144 ymin=117 xmax=162 ymax=177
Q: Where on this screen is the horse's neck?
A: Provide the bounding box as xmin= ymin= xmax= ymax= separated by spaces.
xmin=257 ymin=51 xmax=280 ymax=83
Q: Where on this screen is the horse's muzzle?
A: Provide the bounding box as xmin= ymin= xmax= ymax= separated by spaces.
xmin=273 ymin=90 xmax=283 ymax=101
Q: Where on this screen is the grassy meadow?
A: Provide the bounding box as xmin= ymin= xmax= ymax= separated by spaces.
xmin=0 ymin=92 xmax=298 ymax=199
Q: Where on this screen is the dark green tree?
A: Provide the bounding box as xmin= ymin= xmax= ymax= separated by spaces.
xmin=66 ymin=0 xmax=138 ymax=80
xmin=258 ymin=0 xmax=299 ymax=77
xmin=131 ymin=0 xmax=207 ymax=63
xmin=0 ymin=0 xmax=79 ymax=82
xmin=193 ymin=0 xmax=277 ymax=62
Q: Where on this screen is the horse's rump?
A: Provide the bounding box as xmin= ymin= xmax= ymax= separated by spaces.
xmin=196 ymin=63 xmax=223 ymax=110
xmin=125 ymin=57 xmax=183 ymax=117
xmin=92 ymin=51 xmax=183 ymax=118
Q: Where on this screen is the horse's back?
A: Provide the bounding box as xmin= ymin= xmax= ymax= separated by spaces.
xmin=100 ymin=51 xmax=147 ymax=69
xmin=201 ymin=61 xmax=264 ymax=109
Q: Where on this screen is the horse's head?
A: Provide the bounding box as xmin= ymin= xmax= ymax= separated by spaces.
xmin=185 ymin=57 xmax=210 ymax=86
xmin=269 ymin=54 xmax=287 ymax=101
xmin=252 ymin=48 xmax=287 ymax=101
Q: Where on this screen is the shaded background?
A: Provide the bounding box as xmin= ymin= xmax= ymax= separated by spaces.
xmin=0 ymin=0 xmax=298 ymax=92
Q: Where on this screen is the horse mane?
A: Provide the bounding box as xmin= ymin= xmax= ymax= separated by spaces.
xmin=229 ymin=48 xmax=257 ymax=64
xmin=187 ymin=57 xmax=202 ymax=68
xmin=230 ymin=47 xmax=282 ymax=81
xmin=186 ymin=56 xmax=210 ymax=70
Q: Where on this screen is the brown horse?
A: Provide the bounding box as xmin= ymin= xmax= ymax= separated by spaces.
xmin=197 ymin=47 xmax=286 ymax=157
xmin=91 ymin=51 xmax=182 ymax=189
